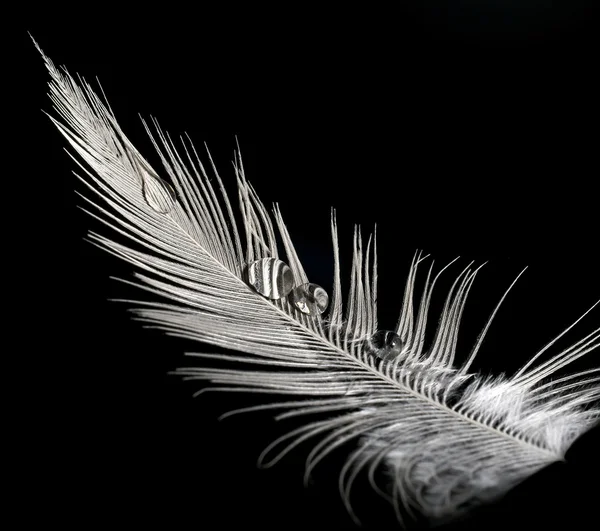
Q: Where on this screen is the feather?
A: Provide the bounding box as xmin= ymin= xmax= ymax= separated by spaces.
xmin=33 ymin=38 xmax=600 ymax=528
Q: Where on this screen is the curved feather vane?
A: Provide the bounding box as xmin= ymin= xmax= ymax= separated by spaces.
xmin=35 ymin=39 xmax=600 ymax=526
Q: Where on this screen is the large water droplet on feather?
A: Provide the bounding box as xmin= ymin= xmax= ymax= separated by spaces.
xmin=247 ymin=258 xmax=295 ymax=299
xmin=142 ymin=173 xmax=177 ymax=213
xmin=364 ymin=330 xmax=405 ymax=361
xmin=290 ymin=283 xmax=329 ymax=315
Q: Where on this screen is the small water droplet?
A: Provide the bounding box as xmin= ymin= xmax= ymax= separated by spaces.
xmin=364 ymin=330 xmax=405 ymax=361
xmin=290 ymin=283 xmax=329 ymax=315
xmin=142 ymin=172 xmax=177 ymax=214
xmin=247 ymin=258 xmax=295 ymax=299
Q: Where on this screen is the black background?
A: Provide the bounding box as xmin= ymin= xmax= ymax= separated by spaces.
xmin=21 ymin=4 xmax=599 ymax=529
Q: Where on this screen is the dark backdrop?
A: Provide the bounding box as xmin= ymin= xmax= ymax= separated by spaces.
xmin=22 ymin=5 xmax=599 ymax=529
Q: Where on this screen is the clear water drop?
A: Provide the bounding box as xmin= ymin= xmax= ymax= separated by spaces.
xmin=142 ymin=172 xmax=177 ymax=214
xmin=247 ymin=258 xmax=295 ymax=299
xmin=290 ymin=283 xmax=329 ymax=315
xmin=364 ymin=330 xmax=405 ymax=361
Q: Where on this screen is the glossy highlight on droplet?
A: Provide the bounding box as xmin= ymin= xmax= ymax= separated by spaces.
xmin=364 ymin=330 xmax=405 ymax=361
xmin=291 ymin=283 xmax=329 ymax=315
xmin=247 ymin=258 xmax=295 ymax=299
xmin=142 ymin=172 xmax=177 ymax=214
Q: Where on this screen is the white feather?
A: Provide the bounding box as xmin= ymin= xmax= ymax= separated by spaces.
xmin=34 ymin=38 xmax=599 ymax=527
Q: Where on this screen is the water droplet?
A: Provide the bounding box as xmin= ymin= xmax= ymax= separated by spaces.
xmin=364 ymin=330 xmax=405 ymax=361
xmin=290 ymin=283 xmax=329 ymax=315
xmin=247 ymin=258 xmax=295 ymax=299
xmin=142 ymin=173 xmax=177 ymax=214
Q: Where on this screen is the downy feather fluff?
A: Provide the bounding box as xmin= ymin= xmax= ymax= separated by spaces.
xmin=35 ymin=40 xmax=600 ymax=527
